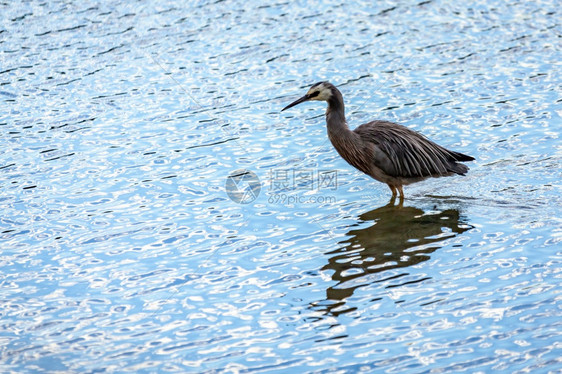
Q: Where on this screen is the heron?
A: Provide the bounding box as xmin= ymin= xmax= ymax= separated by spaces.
xmin=281 ymin=81 xmax=474 ymax=200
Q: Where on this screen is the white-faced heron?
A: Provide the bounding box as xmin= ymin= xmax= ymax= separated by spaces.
xmin=281 ymin=82 xmax=474 ymax=200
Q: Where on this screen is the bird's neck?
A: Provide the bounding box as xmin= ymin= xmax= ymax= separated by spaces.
xmin=326 ymin=96 xmax=362 ymax=163
xmin=325 ymin=88 xmax=349 ymax=135
xmin=326 ymin=105 xmax=366 ymax=173
xmin=326 ymin=109 xmax=348 ymax=136
xmin=323 ymin=86 xmax=369 ymax=173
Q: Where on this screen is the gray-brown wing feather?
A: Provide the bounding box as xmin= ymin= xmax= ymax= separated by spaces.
xmin=354 ymin=120 xmax=473 ymax=179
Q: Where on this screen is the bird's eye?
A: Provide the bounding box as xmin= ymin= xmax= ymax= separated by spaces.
xmin=308 ymin=91 xmax=319 ymax=98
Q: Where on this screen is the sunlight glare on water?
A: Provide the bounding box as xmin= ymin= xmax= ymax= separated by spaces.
xmin=1 ymin=0 xmax=561 ymax=372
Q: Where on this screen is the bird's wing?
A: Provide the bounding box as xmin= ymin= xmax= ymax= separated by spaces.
xmin=355 ymin=121 xmax=464 ymax=178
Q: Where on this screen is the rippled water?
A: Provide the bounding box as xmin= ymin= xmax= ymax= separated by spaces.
xmin=1 ymin=0 xmax=561 ymax=372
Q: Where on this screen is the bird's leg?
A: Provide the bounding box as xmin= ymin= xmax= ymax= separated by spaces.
xmin=388 ymin=185 xmax=397 ymax=197
xmin=397 ymin=186 xmax=404 ymax=202
xmin=388 ymin=185 xmax=398 ymax=205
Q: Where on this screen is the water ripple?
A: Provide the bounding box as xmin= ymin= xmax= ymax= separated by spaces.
xmin=1 ymin=0 xmax=561 ymax=372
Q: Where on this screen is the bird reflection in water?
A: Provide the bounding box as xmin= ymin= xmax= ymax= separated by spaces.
xmin=312 ymin=201 xmax=472 ymax=317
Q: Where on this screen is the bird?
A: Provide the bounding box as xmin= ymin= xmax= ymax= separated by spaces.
xmin=281 ymin=81 xmax=474 ymax=200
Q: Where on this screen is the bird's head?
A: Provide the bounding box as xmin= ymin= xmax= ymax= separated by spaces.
xmin=281 ymin=81 xmax=334 ymax=111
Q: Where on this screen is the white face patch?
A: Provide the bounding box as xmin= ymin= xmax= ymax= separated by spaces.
xmin=307 ymin=83 xmax=332 ymax=101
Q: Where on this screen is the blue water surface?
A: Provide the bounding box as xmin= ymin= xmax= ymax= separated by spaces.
xmin=1 ymin=0 xmax=561 ymax=372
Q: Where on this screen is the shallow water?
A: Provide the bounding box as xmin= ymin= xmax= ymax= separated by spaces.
xmin=1 ymin=0 xmax=561 ymax=372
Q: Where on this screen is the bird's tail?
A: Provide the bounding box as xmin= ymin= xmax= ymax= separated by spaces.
xmin=443 ymin=149 xmax=474 ymax=175
xmin=449 ymin=150 xmax=475 ymax=162
xmin=448 ymin=162 xmax=470 ymax=176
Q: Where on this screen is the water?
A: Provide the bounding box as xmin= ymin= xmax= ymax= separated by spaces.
xmin=1 ymin=0 xmax=561 ymax=372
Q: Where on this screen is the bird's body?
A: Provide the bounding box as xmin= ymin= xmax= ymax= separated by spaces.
xmin=282 ymin=82 xmax=474 ymax=199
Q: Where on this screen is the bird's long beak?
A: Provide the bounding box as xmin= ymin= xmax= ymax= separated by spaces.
xmin=281 ymin=94 xmax=310 ymax=112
